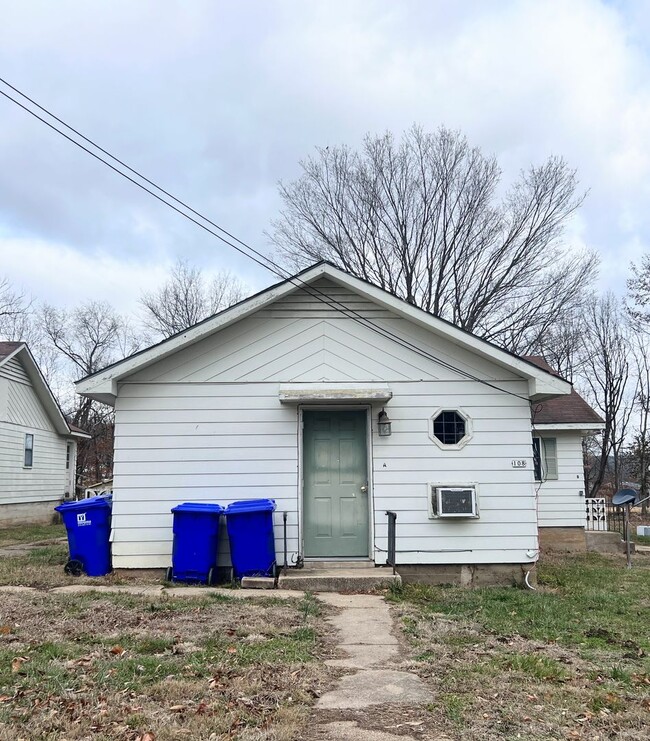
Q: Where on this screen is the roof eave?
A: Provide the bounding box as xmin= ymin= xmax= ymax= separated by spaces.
xmin=75 ymin=262 xmax=572 ymax=401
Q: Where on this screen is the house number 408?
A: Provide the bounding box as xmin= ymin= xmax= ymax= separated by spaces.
xmin=511 ymin=459 xmax=527 ymax=468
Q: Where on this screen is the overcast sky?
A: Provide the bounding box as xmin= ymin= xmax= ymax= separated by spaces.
xmin=1 ymin=0 xmax=649 ymax=316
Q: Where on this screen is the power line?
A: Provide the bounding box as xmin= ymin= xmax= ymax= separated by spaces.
xmin=0 ymin=78 xmax=532 ymax=401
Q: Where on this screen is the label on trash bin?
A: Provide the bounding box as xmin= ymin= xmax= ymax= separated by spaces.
xmin=76 ymin=512 xmax=91 ymax=527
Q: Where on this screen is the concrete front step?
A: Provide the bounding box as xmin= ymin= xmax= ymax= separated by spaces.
xmin=276 ymin=567 xmax=400 ymax=592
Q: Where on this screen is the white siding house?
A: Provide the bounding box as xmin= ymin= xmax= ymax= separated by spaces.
xmin=0 ymin=342 xmax=89 ymax=526
xmin=524 ymin=356 xmax=604 ymax=552
xmin=76 ymin=263 xmax=578 ymax=582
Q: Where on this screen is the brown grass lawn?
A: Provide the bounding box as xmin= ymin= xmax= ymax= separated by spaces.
xmin=0 ymin=591 xmax=338 ymax=741
xmin=2 ymin=523 xmax=650 ymax=739
xmin=388 ymin=553 xmax=650 ymax=740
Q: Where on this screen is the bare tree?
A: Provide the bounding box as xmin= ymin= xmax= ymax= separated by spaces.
xmin=140 ymin=259 xmax=246 ymax=339
xmin=0 ymin=276 xmax=29 ymax=339
xmin=270 ymin=126 xmax=597 ymax=353
xmin=40 ymin=301 xmax=140 ymax=427
xmin=580 ymin=294 xmax=634 ymax=496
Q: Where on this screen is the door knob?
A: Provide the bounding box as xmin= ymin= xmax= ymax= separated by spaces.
xmin=360 ymin=485 xmax=368 ymax=493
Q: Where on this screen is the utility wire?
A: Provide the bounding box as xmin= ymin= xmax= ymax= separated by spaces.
xmin=0 ymin=78 xmax=533 ymax=401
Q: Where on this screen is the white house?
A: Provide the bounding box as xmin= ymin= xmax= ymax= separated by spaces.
xmin=0 ymin=342 xmax=90 ymax=526
xmin=76 ymin=262 xmax=586 ymax=585
xmin=523 ymin=356 xmax=604 ymax=552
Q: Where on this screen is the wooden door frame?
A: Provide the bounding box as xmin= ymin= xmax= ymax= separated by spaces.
xmin=297 ymin=405 xmax=375 ymax=562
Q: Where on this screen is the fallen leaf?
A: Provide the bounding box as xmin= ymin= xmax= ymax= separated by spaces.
xmin=109 ymin=645 xmax=125 ymax=656
xmin=11 ymin=657 xmax=29 ymax=674
xmin=169 ymin=704 xmax=186 ymax=713
xmin=139 ymin=733 xmax=156 ymax=741
xmin=0 ymin=626 xmax=11 ymax=635
xmin=227 ymin=647 xmax=237 ymax=654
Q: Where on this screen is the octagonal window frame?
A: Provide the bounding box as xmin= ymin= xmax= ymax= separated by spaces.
xmin=428 ymin=407 xmax=472 ymax=450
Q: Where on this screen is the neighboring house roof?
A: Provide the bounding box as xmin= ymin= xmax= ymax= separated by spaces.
xmin=523 ymin=356 xmax=604 ymax=430
xmin=0 ymin=342 xmax=90 ymax=438
xmin=76 ymin=261 xmax=572 ymax=405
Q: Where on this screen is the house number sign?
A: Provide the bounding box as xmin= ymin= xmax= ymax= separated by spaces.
xmin=511 ymin=459 xmax=527 ymax=468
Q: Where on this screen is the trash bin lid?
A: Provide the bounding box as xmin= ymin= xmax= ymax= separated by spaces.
xmin=171 ymin=502 xmax=224 ymax=515
xmin=226 ymin=498 xmax=276 ymax=514
xmin=55 ymin=495 xmax=112 ymax=513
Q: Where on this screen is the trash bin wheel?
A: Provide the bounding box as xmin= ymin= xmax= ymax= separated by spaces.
xmin=64 ymin=559 xmax=84 ymax=577
xmin=229 ymin=566 xmax=235 ymax=585
xmin=165 ymin=567 xmax=173 ymax=583
xmin=207 ymin=567 xmax=216 ymax=586
xmin=272 ymin=562 xmax=278 ymax=579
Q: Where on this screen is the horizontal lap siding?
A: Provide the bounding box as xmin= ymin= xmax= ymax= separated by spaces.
xmin=112 ymin=384 xmax=299 ymax=568
xmin=113 ymin=378 xmax=537 ymax=568
xmin=537 ymin=432 xmax=586 ymax=528
xmin=0 ymin=422 xmax=67 ymax=504
xmin=112 ymin=281 xmax=537 ymax=568
xmin=0 ymin=357 xmax=66 ymax=505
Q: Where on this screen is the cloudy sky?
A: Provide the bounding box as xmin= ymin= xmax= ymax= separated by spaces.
xmin=1 ymin=0 xmax=649 ymax=316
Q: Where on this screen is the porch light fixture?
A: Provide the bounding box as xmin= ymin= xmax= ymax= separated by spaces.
xmin=378 ymin=409 xmax=392 ymax=437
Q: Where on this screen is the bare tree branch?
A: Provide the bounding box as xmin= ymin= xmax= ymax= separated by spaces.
xmin=140 ymin=259 xmax=246 ymax=339
xmin=269 ymin=126 xmax=597 ymax=352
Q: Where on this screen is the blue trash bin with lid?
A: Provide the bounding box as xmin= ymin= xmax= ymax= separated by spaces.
xmin=225 ymin=498 xmax=277 ymax=580
xmin=168 ymin=502 xmax=224 ymax=584
xmin=55 ymin=495 xmax=113 ymax=576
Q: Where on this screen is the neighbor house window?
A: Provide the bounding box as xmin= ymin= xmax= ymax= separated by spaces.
xmin=66 ymin=443 xmax=72 ymax=470
xmin=533 ymin=436 xmax=558 ymax=481
xmin=24 ymin=434 xmax=34 ymax=467
xmin=429 ymin=408 xmax=472 ymax=449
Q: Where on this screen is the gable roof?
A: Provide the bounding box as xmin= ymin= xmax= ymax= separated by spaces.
xmin=523 ymin=356 xmax=604 ymax=430
xmin=0 ymin=342 xmax=89 ymax=438
xmin=75 ymin=262 xmax=572 ymax=405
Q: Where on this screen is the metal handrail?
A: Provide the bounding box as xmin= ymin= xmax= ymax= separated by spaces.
xmin=386 ymin=510 xmax=397 ymax=574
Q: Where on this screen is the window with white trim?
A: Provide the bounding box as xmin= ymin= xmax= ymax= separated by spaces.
xmin=429 ymin=408 xmax=472 ymax=449
xmin=24 ymin=433 xmax=34 ymax=468
xmin=533 ymin=436 xmax=558 ymax=481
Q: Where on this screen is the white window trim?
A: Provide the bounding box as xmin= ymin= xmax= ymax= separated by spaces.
xmin=428 ymin=406 xmax=473 ymax=450
xmin=24 ymin=433 xmax=34 ymax=468
xmin=533 ymin=435 xmax=558 ymax=482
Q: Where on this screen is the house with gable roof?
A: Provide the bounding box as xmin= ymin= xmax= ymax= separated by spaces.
xmin=75 ymin=263 xmax=601 ymax=584
xmin=0 ymin=342 xmax=90 ymax=525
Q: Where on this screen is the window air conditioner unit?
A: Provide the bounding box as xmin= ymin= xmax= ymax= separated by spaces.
xmin=432 ymin=486 xmax=479 ymax=518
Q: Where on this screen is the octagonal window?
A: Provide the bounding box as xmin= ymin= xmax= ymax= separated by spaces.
xmin=431 ymin=409 xmax=470 ymax=448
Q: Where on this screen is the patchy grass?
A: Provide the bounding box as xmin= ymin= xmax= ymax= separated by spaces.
xmin=0 ymin=521 xmax=65 ymax=546
xmin=0 ymin=590 xmax=337 ymax=740
xmin=389 ymin=553 xmax=650 ymax=739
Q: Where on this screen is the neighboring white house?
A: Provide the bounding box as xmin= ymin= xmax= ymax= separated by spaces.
xmin=523 ymin=356 xmax=604 ymax=552
xmin=76 ymin=262 xmax=583 ymax=584
xmin=0 ymin=342 xmax=90 ymax=526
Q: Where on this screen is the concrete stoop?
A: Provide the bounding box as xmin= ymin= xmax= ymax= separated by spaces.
xmin=241 ymin=565 xmax=401 ymax=592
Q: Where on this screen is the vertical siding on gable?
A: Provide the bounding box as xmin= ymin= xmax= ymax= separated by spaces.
xmin=536 ymin=432 xmax=586 ymax=528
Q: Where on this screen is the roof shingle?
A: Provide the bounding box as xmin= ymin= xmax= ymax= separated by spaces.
xmin=522 ymin=355 xmax=604 ymax=426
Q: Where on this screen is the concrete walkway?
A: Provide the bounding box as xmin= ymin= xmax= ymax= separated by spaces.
xmin=310 ymin=593 xmax=433 ymax=740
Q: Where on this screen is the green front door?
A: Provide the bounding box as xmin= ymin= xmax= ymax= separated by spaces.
xmin=303 ymin=410 xmax=369 ymax=558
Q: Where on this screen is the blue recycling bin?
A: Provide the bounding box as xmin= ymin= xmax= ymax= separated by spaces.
xmin=169 ymin=502 xmax=224 ymax=584
xmin=55 ymin=495 xmax=113 ymax=576
xmin=225 ymin=498 xmax=277 ymax=579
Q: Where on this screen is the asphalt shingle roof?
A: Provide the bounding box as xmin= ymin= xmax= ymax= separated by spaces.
xmin=522 ymin=355 xmax=604 ymax=426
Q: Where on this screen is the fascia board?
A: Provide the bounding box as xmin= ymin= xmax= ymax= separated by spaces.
xmin=323 ymin=269 xmax=572 ymax=399
xmin=18 ymin=346 xmax=71 ymax=435
xmin=533 ymin=422 xmax=605 ymax=432
xmin=75 ymin=265 xmax=330 ymax=399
